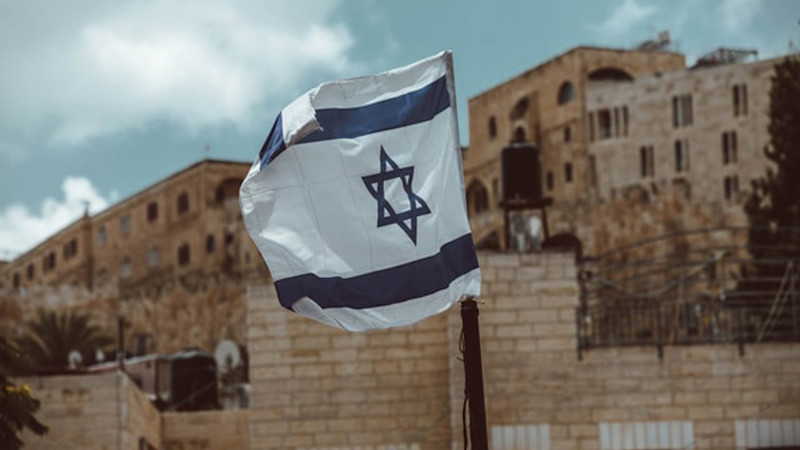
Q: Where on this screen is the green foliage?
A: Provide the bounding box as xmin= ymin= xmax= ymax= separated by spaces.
xmin=740 ymin=56 xmax=800 ymax=303
xmin=16 ymin=310 xmax=113 ymax=372
xmin=0 ymin=338 xmax=48 ymax=450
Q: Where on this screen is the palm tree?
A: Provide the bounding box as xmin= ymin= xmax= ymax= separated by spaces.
xmin=16 ymin=310 xmax=113 ymax=372
xmin=0 ymin=337 xmax=48 ymax=450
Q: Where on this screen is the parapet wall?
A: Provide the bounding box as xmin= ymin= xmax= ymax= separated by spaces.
xmin=249 ymin=250 xmax=800 ymax=450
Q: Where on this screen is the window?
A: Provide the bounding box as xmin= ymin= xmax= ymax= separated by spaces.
xmin=564 ymin=163 xmax=573 ymax=183
xmin=12 ymin=273 xmax=20 ymax=289
xmin=97 ymin=226 xmax=107 ymax=247
xmin=147 ymin=246 xmax=160 ymax=268
xmin=622 ymin=106 xmax=629 ymax=136
xmin=546 ymin=171 xmax=554 ymax=191
xmin=178 ymin=243 xmax=190 ymax=266
xmin=147 ymin=201 xmax=158 ymax=222
xmin=177 ymin=192 xmax=189 ymax=215
xmin=488 ymin=117 xmax=497 ymax=140
xmin=510 ymin=97 xmax=529 ymax=120
xmin=563 ymin=126 xmax=571 ymax=143
xmin=206 ymin=235 xmax=216 ymax=254
xmin=674 ymin=139 xmax=690 ymax=172
xmin=597 ymin=109 xmax=611 ymax=139
xmin=120 ymin=257 xmax=132 ymax=279
xmin=724 ymin=176 xmax=739 ymax=200
xmin=589 ymin=155 xmax=598 ymax=188
xmin=733 ymin=83 xmax=748 ymax=116
xmin=557 ymin=81 xmax=575 ymax=104
xmin=672 ymin=94 xmax=693 ymax=127
xmin=640 ymin=145 xmax=655 ymax=178
xmin=26 ymin=264 xmax=34 ymax=280
xmin=63 ymin=238 xmax=78 ymax=260
xmin=121 ymin=215 xmax=131 ymax=236
xmin=43 ymin=251 xmax=56 ymax=272
xmin=613 ymin=108 xmax=620 ymax=137
xmin=722 ymin=131 xmax=738 ymax=164
xmin=467 ymin=181 xmax=489 ymax=215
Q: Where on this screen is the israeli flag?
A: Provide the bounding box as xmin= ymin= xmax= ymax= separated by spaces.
xmin=240 ymin=51 xmax=480 ymax=331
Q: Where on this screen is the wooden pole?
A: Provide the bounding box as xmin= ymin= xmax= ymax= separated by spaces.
xmin=460 ymin=297 xmax=488 ymax=449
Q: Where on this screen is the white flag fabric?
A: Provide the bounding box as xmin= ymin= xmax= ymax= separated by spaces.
xmin=239 ymin=51 xmax=480 ymax=331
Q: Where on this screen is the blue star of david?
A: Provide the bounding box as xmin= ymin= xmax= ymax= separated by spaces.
xmin=362 ymin=146 xmax=431 ymax=245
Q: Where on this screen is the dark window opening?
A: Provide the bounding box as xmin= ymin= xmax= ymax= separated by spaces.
xmin=510 ymin=97 xmax=529 ymax=120
xmin=557 ymin=81 xmax=575 ymax=104
xmin=722 ymin=131 xmax=738 ymax=164
xmin=546 ymin=171 xmax=554 ymax=191
xmin=597 ymin=110 xmax=612 ymax=139
xmin=215 ymin=178 xmax=244 ymax=203
xmin=178 ymin=244 xmax=191 ymax=266
xmin=225 ymin=232 xmax=235 ymax=245
xmin=724 ymin=176 xmax=739 ymax=200
xmin=467 ymin=180 xmax=490 ymax=215
xmin=733 ymin=83 xmax=748 ymax=116
xmin=564 ymin=163 xmax=573 ymax=183
xmin=12 ymin=273 xmax=20 ymax=289
xmin=672 ymin=94 xmax=693 ymax=127
xmin=564 ymin=126 xmax=572 ymax=143
xmin=27 ymin=264 xmax=34 ymax=280
xmin=588 ymin=112 xmax=595 ymax=142
xmin=675 ymin=139 xmax=690 ymax=172
xmin=177 ymin=192 xmax=190 ymax=215
xmin=640 ymin=145 xmax=655 ymax=178
xmin=147 ymin=202 xmax=158 ymax=222
xmin=206 ymin=235 xmax=216 ymax=254
xmin=588 ymin=67 xmax=634 ymax=82
xmin=488 ymin=117 xmax=497 ymax=139
xmin=622 ymin=106 xmax=629 ymax=136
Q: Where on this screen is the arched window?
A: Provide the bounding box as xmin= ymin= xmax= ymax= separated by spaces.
xmin=510 ymin=98 xmax=529 ymax=120
xmin=206 ymin=234 xmax=216 ymax=254
xmin=558 ymin=81 xmax=575 ymax=105
xmin=488 ymin=116 xmax=497 ymax=139
xmin=466 ymin=180 xmax=490 ymax=216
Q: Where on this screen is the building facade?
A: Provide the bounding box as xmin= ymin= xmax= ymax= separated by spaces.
xmin=0 ymin=159 xmax=266 ymax=357
xmin=464 ymin=46 xmax=780 ymax=256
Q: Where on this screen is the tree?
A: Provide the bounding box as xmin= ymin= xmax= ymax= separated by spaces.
xmin=741 ymin=56 xmax=800 ymax=320
xmin=16 ymin=310 xmax=113 ymax=372
xmin=0 ymin=337 xmax=48 ymax=450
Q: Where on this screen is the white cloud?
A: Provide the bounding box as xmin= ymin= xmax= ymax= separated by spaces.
xmin=590 ymin=0 xmax=657 ymax=38
xmin=0 ymin=177 xmax=110 ymax=258
xmin=0 ymin=0 xmax=358 ymax=147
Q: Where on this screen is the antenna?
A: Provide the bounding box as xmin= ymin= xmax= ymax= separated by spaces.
xmin=214 ymin=340 xmax=241 ymax=373
xmin=68 ymin=350 xmax=83 ymax=368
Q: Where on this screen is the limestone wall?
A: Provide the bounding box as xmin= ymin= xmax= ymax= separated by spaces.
xmin=161 ymin=410 xmax=251 ymax=449
xmin=20 ymin=372 xmax=162 ymax=450
xmin=247 ymin=285 xmax=453 ymax=449
xmin=249 ymin=250 xmax=800 ymax=449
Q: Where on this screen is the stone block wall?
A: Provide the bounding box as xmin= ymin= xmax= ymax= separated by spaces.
xmin=247 ymin=285 xmax=453 ymax=449
xmin=161 ymin=410 xmax=251 ymax=449
xmin=20 ymin=372 xmax=161 ymax=450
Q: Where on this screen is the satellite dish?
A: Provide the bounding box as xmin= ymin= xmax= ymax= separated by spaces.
xmin=214 ymin=340 xmax=241 ymax=372
xmin=68 ymin=350 xmax=83 ymax=368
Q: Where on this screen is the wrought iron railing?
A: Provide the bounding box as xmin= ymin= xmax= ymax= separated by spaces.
xmin=577 ymin=227 xmax=800 ymax=359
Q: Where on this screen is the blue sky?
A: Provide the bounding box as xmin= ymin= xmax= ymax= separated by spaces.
xmin=0 ymin=0 xmax=798 ymax=258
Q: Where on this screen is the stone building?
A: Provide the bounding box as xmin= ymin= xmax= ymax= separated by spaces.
xmin=0 ymin=159 xmax=266 ymax=356
xmin=464 ymin=45 xmax=780 ymax=255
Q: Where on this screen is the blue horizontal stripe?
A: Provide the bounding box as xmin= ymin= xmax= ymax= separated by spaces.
xmin=258 ymin=114 xmax=286 ymax=168
xmin=275 ymin=233 xmax=478 ymax=310
xmin=301 ymin=76 xmax=450 ymax=144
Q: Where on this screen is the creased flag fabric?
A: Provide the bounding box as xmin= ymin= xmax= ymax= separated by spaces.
xmin=239 ymin=51 xmax=480 ymax=331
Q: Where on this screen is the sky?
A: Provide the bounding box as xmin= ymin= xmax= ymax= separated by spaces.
xmin=0 ymin=0 xmax=798 ymax=259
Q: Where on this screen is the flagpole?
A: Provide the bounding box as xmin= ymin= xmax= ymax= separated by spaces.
xmin=460 ymin=296 xmax=488 ymax=449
